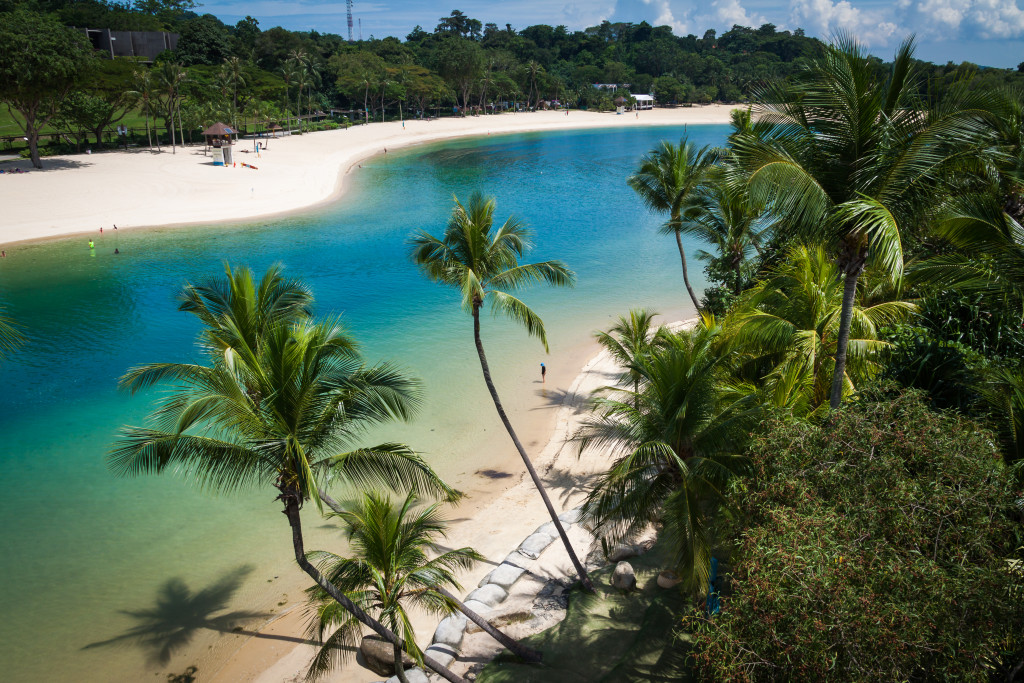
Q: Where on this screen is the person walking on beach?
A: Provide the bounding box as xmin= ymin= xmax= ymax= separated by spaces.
xmin=540 ymin=362 xmax=546 ymax=383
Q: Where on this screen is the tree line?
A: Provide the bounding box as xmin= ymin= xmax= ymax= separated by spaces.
xmin=8 ymin=0 xmax=1024 ymax=168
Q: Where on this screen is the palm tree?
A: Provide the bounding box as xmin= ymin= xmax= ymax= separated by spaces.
xmin=683 ymin=169 xmax=767 ymax=296
xmin=409 ymin=192 xmax=594 ymax=591
xmin=130 ymin=69 xmax=157 ymax=150
xmin=731 ymin=35 xmax=988 ymax=409
xmin=280 ymin=60 xmax=299 ymax=133
xmin=914 ymin=192 xmax=1024 ymax=308
xmin=575 ymin=323 xmax=756 ymax=593
xmin=221 ymin=56 xmax=247 ymax=131
xmin=628 ymin=138 xmax=720 ymax=312
xmin=525 ymin=61 xmax=543 ymax=109
xmin=155 ymin=61 xmax=185 ymax=154
xmin=109 ymin=265 xmax=464 ymax=683
xmin=315 ymin=488 xmax=541 ymax=666
xmin=306 ymin=491 xmax=536 ymax=682
xmin=726 ymin=245 xmax=915 ymax=417
xmin=594 ymin=308 xmax=669 ymax=405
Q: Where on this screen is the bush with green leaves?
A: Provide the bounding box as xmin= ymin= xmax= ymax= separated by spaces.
xmin=687 ymin=387 xmax=1024 ymax=681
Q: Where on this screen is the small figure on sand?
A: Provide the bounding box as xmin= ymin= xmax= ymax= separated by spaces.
xmin=2 ymin=251 xmax=6 ymax=258
xmin=540 ymin=362 xmax=546 ymax=383
xmin=99 ymin=227 xmax=103 ymax=233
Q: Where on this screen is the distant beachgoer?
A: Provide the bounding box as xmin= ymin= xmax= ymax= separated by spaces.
xmin=1 ymin=251 xmax=6 ymax=258
xmin=99 ymin=227 xmax=103 ymax=233
xmin=88 ymin=240 xmax=94 ymax=249
xmin=541 ymin=362 xmax=546 ymax=383
xmin=114 ymin=248 xmax=119 ymax=254
xmin=384 ymin=147 xmax=387 ymax=154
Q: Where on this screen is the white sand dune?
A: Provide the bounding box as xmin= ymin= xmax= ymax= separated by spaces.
xmin=0 ymin=106 xmax=733 ymax=247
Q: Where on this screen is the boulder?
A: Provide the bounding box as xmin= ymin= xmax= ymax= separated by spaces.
xmin=360 ymin=635 xmax=414 ymax=677
xmin=424 ymin=643 xmax=458 ymax=669
xmin=466 ymin=583 xmax=508 ymax=608
xmin=432 ymin=614 xmax=466 ymax=648
xmin=612 ymin=561 xmax=637 ymax=591
xmin=517 ymin=532 xmax=555 ymax=560
xmin=386 ymin=667 xmax=429 ymax=683
xmin=504 ymin=550 xmax=529 ymax=568
xmin=478 ymin=562 xmax=526 ymax=589
xmin=462 ymin=599 xmax=494 ymax=634
xmin=558 ymin=508 xmax=582 ymax=525
xmin=536 ymin=521 xmax=557 ymax=537
xmin=608 ymin=543 xmax=639 ymax=562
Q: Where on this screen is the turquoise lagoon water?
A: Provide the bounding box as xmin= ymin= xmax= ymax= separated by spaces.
xmin=0 ymin=124 xmax=728 ymax=681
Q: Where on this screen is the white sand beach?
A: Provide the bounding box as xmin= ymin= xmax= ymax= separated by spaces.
xmin=0 ymin=106 xmax=733 ymax=246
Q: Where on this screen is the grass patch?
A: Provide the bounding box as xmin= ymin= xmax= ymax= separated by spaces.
xmin=478 ymin=538 xmax=695 ymax=683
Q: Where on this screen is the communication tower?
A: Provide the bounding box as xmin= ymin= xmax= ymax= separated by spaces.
xmin=346 ymin=0 xmax=354 ymax=42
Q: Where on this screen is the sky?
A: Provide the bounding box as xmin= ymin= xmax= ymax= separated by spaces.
xmin=198 ymin=0 xmax=1024 ymax=68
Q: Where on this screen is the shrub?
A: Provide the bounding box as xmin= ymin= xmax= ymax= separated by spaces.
xmin=687 ymin=388 xmax=1024 ymax=681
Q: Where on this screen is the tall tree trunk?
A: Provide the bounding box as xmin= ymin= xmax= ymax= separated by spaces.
xmin=472 ymin=301 xmax=595 ymax=592
xmin=27 ymin=129 xmax=41 ymax=169
xmin=169 ymin=106 xmax=176 ymax=154
xmin=317 ymin=489 xmax=542 ymax=664
xmin=145 ymin=110 xmax=152 ymax=149
xmin=178 ymin=99 xmax=185 ymax=148
xmin=393 ymin=642 xmax=410 ymax=683
xmin=281 ymin=487 xmax=464 ymax=683
xmin=733 ymin=254 xmax=742 ymax=296
xmin=829 ymin=254 xmax=864 ymax=410
xmin=674 ymin=229 xmax=701 ymax=312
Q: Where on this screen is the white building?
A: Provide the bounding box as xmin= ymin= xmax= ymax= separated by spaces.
xmin=632 ymin=94 xmax=655 ymax=110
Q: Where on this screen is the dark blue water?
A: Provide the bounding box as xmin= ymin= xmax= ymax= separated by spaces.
xmin=0 ymin=124 xmax=728 ymax=681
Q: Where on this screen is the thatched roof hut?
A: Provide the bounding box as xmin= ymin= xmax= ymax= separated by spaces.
xmin=202 ymin=122 xmax=234 ymax=146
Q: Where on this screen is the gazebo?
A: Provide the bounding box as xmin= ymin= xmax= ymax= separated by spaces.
xmin=202 ymin=122 xmax=235 ymax=166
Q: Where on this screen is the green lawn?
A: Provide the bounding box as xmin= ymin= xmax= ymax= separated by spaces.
xmin=478 ymin=539 xmax=695 ymax=683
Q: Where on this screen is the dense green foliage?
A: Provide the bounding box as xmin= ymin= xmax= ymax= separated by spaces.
xmin=687 ymin=388 xmax=1024 ymax=680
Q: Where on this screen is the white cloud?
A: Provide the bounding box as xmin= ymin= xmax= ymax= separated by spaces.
xmin=699 ymin=0 xmax=767 ymax=29
xmin=908 ymin=0 xmax=1024 ymax=38
xmin=607 ymin=0 xmax=693 ymax=33
xmin=789 ymin=0 xmax=901 ymax=43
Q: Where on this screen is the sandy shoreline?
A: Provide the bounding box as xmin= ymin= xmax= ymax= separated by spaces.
xmin=0 ymin=106 xmax=733 ymax=247
xmin=1 ymin=108 xmax=719 ymax=681
xmin=206 ymin=316 xmax=691 ymax=683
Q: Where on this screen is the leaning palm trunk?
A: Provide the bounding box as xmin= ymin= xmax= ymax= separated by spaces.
xmin=317 ymin=488 xmax=542 ymax=663
xmin=674 ymin=228 xmax=701 ymax=312
xmin=473 ymin=301 xmax=595 ymax=592
xmin=281 ymin=486 xmax=464 ymax=683
xmin=435 ymin=586 xmax=541 ymax=663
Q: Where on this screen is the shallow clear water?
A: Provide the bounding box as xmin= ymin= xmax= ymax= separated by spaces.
xmin=0 ymin=124 xmax=728 ymax=681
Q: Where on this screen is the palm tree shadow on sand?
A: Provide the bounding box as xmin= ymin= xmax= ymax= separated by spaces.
xmin=83 ymin=566 xmax=272 ymax=665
